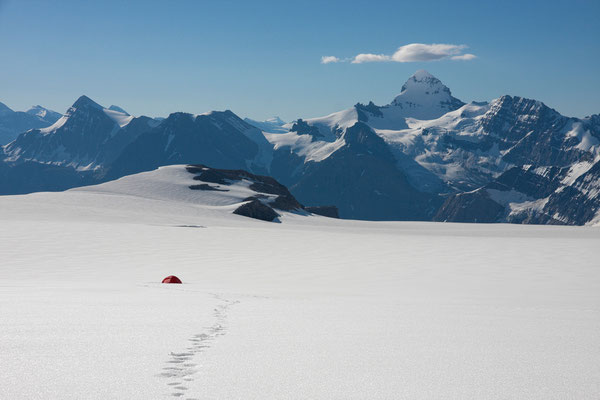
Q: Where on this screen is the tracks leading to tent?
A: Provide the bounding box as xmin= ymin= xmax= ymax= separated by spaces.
xmin=158 ymin=293 xmax=239 ymax=399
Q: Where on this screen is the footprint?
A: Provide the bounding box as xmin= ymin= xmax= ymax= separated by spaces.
xmin=160 ymin=294 xmax=239 ymax=398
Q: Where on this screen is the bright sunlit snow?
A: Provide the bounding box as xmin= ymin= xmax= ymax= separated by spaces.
xmin=1 ymin=166 xmax=599 ymax=399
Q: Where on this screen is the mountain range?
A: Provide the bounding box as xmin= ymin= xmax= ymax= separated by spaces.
xmin=1 ymin=70 xmax=599 ymax=225
xmin=0 ymin=102 xmax=62 ymax=144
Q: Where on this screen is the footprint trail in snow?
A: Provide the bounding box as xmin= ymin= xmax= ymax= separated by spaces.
xmin=159 ymin=293 xmax=239 ymax=399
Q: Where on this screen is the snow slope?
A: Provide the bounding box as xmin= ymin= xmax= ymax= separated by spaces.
xmin=75 ymin=165 xmax=274 ymax=210
xmin=1 ymin=166 xmax=599 ymax=399
xmin=244 ymin=116 xmax=287 ymax=133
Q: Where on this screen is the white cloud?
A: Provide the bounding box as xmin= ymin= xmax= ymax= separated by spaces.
xmin=391 ymin=43 xmax=466 ymax=62
xmin=321 ymin=56 xmax=341 ymax=64
xmin=352 ymin=53 xmax=391 ymax=64
xmin=326 ymin=43 xmax=476 ymax=64
xmin=450 ymin=53 xmax=477 ymax=61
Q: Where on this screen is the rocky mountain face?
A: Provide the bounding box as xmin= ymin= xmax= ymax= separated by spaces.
xmin=1 ymin=98 xmax=267 ymax=193
xmin=0 ymin=102 xmax=61 ymax=145
xmin=185 ymin=164 xmax=336 ymax=222
xmin=277 ymin=122 xmax=440 ymax=220
xmin=431 ymin=98 xmax=600 ymax=225
xmin=4 ymin=96 xmax=138 ymax=169
xmin=1 ymin=71 xmax=599 ymax=224
xmin=105 ymin=110 xmax=263 ymax=181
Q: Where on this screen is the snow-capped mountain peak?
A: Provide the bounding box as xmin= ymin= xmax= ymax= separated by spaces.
xmin=397 ymin=70 xmax=447 ymax=96
xmin=389 ymin=70 xmax=464 ymax=120
xmin=265 ymin=116 xmax=285 ymax=125
xmin=25 ymin=105 xmax=62 ymax=122
xmin=3 ymin=94 xmax=139 ymax=170
xmin=64 ymin=95 xmax=133 ymax=127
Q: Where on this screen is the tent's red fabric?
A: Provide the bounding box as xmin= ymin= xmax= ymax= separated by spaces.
xmin=162 ymin=275 xmax=182 ymax=284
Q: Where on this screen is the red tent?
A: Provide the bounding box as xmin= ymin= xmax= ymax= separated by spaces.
xmin=162 ymin=275 xmax=182 ymax=284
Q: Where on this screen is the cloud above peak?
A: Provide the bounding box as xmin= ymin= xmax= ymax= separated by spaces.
xmin=352 ymin=53 xmax=390 ymax=63
xmin=321 ymin=56 xmax=341 ymax=64
xmin=323 ymin=43 xmax=476 ymax=65
xmin=450 ymin=53 xmax=477 ymax=61
xmin=390 ymin=43 xmax=467 ymax=62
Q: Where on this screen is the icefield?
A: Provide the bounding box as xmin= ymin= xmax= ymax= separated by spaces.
xmin=1 ymin=166 xmax=599 ymax=399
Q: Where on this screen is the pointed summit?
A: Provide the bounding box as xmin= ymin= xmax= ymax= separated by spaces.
xmin=396 ymin=70 xmax=451 ymax=100
xmin=389 ymin=70 xmax=464 ymax=120
xmin=71 ymin=95 xmax=103 ymax=110
xmin=411 ymin=69 xmax=436 ymax=80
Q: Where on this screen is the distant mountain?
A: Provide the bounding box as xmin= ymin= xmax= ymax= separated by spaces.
xmin=259 ymin=70 xmax=466 ymax=219
xmin=1 ymin=71 xmax=599 ymax=224
xmin=389 ymin=69 xmax=465 ymax=120
xmin=26 ymin=105 xmax=63 ymax=122
xmin=0 ymin=96 xmax=278 ymax=199
xmin=258 ymin=71 xmax=600 ymax=223
xmin=105 ymin=110 xmax=265 ymax=180
xmin=0 ymin=102 xmax=61 ymax=145
xmin=108 ymin=105 xmax=129 ymax=115
xmin=4 ymin=95 xmax=142 ymax=170
xmin=430 ymin=98 xmax=600 ymax=225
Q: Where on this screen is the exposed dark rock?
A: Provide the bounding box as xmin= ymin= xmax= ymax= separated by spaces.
xmin=540 ymin=160 xmax=600 ymax=225
xmin=433 ymin=190 xmax=505 ymax=223
xmin=189 ymin=184 xmax=228 ymax=191
xmin=290 ymin=119 xmax=324 ymax=141
xmin=233 ymin=199 xmax=279 ymax=222
xmin=186 ymin=164 xmax=303 ymax=211
xmin=355 ymin=101 xmax=383 ymax=121
xmin=289 ymin=122 xmax=441 ymax=220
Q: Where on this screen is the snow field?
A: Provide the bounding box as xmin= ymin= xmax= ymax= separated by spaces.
xmin=0 ymin=167 xmax=599 ymax=399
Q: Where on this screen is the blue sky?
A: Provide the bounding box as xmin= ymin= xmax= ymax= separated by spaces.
xmin=1 ymin=0 xmax=598 ymax=121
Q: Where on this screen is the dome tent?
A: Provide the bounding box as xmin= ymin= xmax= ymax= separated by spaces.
xmin=162 ymin=275 xmax=182 ymax=284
